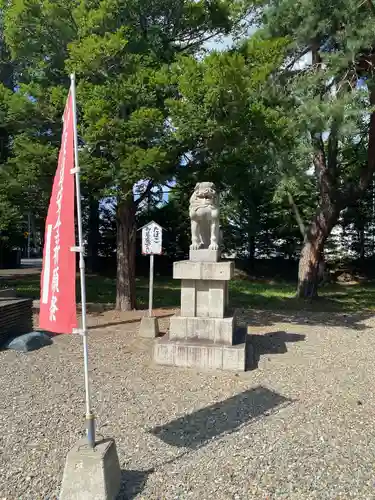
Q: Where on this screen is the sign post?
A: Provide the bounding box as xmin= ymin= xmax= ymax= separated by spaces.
xmin=139 ymin=221 xmax=162 ymax=337
xmin=141 ymin=221 xmax=162 ymax=316
xmin=27 ymin=212 xmax=31 ymax=259
xmin=149 ymin=254 xmax=154 ymax=317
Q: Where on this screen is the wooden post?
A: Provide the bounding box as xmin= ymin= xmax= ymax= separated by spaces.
xmin=149 ymin=254 xmax=154 ymax=317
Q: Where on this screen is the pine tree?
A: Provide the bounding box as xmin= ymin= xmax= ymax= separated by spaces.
xmin=261 ymin=0 xmax=375 ymax=297
xmin=3 ymin=0 xmax=248 ymax=309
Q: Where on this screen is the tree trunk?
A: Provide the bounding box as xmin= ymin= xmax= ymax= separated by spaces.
xmin=297 ymin=54 xmax=375 ymax=298
xmin=0 ymin=128 xmax=9 ymax=164
xmin=248 ymin=234 xmax=255 ymax=272
xmin=116 ymin=193 xmax=136 ymax=311
xmin=359 ymin=228 xmax=366 ymax=260
xmin=87 ymin=197 xmax=100 ymax=273
xmin=30 ymin=214 xmax=41 ymax=256
xmin=297 ymin=243 xmax=323 ymax=298
xmin=297 ymin=211 xmax=337 ymax=298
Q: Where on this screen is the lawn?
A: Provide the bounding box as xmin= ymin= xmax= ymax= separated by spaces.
xmin=1 ymin=272 xmax=375 ymax=312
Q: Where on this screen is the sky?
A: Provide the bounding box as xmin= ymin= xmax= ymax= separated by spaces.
xmin=204 ymin=34 xmax=234 ymax=52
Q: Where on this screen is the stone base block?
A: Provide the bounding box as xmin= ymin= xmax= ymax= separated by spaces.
xmin=181 ymin=279 xmax=228 ymax=318
xmin=154 ymin=335 xmax=250 ymax=371
xmin=189 ymin=248 xmax=220 ymax=262
xmin=173 ymin=260 xmax=234 ymax=281
xmin=169 ymin=314 xmax=235 ymax=344
xmin=139 ymin=316 xmax=159 ymax=338
xmin=60 ymin=438 xmax=121 ymax=500
xmin=0 ymin=298 xmax=33 ymax=347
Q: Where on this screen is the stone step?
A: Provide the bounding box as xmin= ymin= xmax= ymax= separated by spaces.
xmin=189 ymin=248 xmax=220 ymax=262
xmin=169 ymin=314 xmax=236 ymax=344
xmin=169 ymin=313 xmax=246 ymax=346
xmin=173 ymin=260 xmax=234 ymax=281
xmin=154 ymin=335 xmax=253 ymax=372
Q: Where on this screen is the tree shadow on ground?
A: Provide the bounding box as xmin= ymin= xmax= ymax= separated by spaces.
xmin=88 ymin=313 xmax=174 ymax=330
xmin=248 ymin=331 xmax=305 ymax=370
xmin=146 ymin=283 xmax=375 ymax=330
xmin=242 ymin=308 xmax=374 ymax=330
xmin=149 ymin=385 xmax=293 ymax=449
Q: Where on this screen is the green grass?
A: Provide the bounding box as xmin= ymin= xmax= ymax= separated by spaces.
xmin=230 ymin=279 xmax=375 ymax=312
xmin=1 ymin=272 xmax=375 ymax=312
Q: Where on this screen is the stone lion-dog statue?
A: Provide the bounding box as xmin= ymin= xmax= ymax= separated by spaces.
xmin=189 ymin=182 xmax=220 ymax=250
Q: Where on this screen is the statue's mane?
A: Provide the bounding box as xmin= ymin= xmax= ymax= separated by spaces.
xmin=189 ymin=184 xmax=219 ymax=211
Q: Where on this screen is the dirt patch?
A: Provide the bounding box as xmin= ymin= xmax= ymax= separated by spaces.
xmin=33 ymin=307 xmax=178 ymax=335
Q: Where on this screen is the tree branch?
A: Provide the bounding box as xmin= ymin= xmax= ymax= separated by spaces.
xmin=343 ymin=84 xmax=375 ymax=202
xmin=367 ymin=0 xmax=375 ymax=15
xmin=287 ymin=191 xmax=306 ymax=239
xmin=284 ymin=46 xmax=312 ymax=71
xmin=327 ymin=120 xmax=339 ymax=176
xmin=134 ymin=179 xmax=154 ymax=207
xmin=176 ymin=30 xmax=223 ymax=52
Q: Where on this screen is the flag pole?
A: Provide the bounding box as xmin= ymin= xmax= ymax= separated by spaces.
xmin=70 ymin=73 xmax=96 ymax=449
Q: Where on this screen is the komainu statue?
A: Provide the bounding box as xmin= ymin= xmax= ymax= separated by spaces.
xmin=189 ymin=182 xmax=220 ymax=250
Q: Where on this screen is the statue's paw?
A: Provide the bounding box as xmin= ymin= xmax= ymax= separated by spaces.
xmin=209 ymin=243 xmax=219 ymax=251
xmin=190 ymin=243 xmax=200 ymax=250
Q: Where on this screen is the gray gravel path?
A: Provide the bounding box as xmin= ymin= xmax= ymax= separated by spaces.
xmin=1 ymin=309 xmax=375 ymax=499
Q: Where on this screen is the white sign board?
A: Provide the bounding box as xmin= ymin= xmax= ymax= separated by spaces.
xmin=142 ymin=221 xmax=162 ymax=255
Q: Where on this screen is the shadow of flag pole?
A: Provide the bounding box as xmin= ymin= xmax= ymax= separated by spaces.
xmin=70 ymin=73 xmax=96 ymax=448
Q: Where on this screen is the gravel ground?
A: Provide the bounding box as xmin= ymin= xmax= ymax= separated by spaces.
xmin=1 ymin=308 xmax=375 ymax=499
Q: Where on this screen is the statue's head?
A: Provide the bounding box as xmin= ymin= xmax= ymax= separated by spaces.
xmin=193 ymin=182 xmax=217 ymax=200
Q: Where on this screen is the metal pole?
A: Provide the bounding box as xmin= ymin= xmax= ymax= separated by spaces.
xmin=70 ymin=73 xmax=96 ymax=448
xmin=149 ymin=254 xmax=154 ymax=317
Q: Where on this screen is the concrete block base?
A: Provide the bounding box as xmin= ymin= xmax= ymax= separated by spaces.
xmin=154 ymin=335 xmax=251 ymax=372
xmin=139 ymin=316 xmax=159 ymax=338
xmin=60 ymin=438 xmax=121 ymax=500
xmin=189 ymin=248 xmax=220 ymax=262
xmin=180 ymin=279 xmax=229 ymax=318
xmin=173 ymin=260 xmax=234 ymax=280
xmin=169 ymin=314 xmax=235 ymax=344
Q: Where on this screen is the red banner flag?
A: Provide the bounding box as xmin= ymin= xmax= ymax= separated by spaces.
xmin=39 ymin=91 xmax=77 ymax=334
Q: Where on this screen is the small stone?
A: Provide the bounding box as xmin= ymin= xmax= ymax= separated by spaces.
xmin=4 ymin=332 xmax=52 ymax=353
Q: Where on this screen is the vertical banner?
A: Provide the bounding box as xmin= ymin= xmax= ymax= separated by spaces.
xmin=39 ymin=92 xmax=77 ymax=334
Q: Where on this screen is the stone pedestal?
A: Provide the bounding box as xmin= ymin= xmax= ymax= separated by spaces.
xmin=139 ymin=316 xmax=159 ymax=338
xmin=154 ymin=257 xmax=248 ymax=371
xmin=189 ymin=248 xmax=220 ymax=262
xmin=60 ymin=438 xmax=121 ymax=500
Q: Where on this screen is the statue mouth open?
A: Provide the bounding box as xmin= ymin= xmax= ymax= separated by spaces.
xmin=197 ymin=191 xmax=214 ymax=200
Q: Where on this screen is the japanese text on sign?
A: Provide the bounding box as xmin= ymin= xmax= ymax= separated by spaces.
xmin=142 ymin=222 xmax=162 ymax=255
